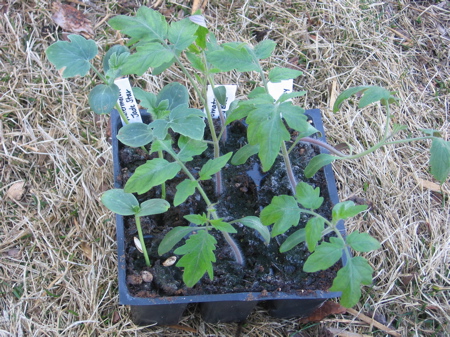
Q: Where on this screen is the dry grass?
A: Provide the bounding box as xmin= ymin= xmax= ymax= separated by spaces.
xmin=1 ymin=0 xmax=449 ymax=336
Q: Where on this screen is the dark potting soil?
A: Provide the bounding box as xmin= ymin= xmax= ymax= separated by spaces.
xmin=115 ymin=117 xmax=341 ymax=298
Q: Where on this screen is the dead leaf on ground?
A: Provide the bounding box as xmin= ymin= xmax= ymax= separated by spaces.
xmin=6 ymin=181 xmax=26 ymax=200
xmin=51 ymin=2 xmax=94 ymax=38
xmin=79 ymin=241 xmax=93 ymax=261
xmin=299 ymin=301 xmax=347 ymax=323
xmin=416 ymin=177 xmax=449 ymax=194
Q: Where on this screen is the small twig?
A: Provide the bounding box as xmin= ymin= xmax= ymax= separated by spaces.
xmin=346 ymin=308 xmax=401 ymax=337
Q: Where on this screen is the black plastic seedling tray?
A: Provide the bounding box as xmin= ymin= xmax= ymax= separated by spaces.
xmin=111 ymin=109 xmax=346 ymax=325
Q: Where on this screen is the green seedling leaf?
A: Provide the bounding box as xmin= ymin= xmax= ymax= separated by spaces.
xmin=239 ymin=216 xmax=270 ymax=245
xmin=117 ymin=123 xmax=153 ymax=147
xmin=279 ymin=103 xmax=309 ymax=132
xmin=175 ymin=230 xmax=217 ymax=287
xmin=133 ymin=87 xmax=156 ymax=109
xmin=268 ymin=67 xmax=303 ymax=83
xmin=225 ymin=101 xmax=255 ymax=125
xmin=157 ymin=82 xmax=189 ymax=110
xmin=185 ymin=51 xmax=205 ymax=71
xmin=295 ymin=182 xmax=323 ymax=210
xmin=149 ymin=119 xmax=170 ymax=139
xmin=124 ymin=158 xmax=181 ymax=194
xmin=277 ymin=91 xmax=307 ymax=103
xmin=329 ymin=256 xmax=374 ymax=307
xmin=213 ymin=86 xmax=227 ymax=106
xmin=253 ymin=39 xmax=276 ymax=59
xmin=207 ymin=42 xmax=259 ymax=72
xmin=419 ymin=128 xmax=441 ymax=137
xmin=199 ymin=152 xmax=233 ymax=180
xmin=247 ymin=103 xmax=290 ymax=171
xmin=391 ymin=123 xmax=408 ymax=135
xmin=122 ymin=42 xmax=174 ymax=76
xmin=174 ymin=180 xmax=198 ymax=206
xmin=231 ymin=144 xmax=259 ymax=165
xmin=46 ymin=34 xmax=98 ymax=78
xmin=332 ymin=85 xmax=397 ymax=112
xmin=304 ymin=153 xmax=336 ymax=178
xmin=105 ymin=52 xmax=130 ymax=81
xmin=346 ymin=231 xmax=381 ymax=252
xmin=101 ymin=189 xmax=139 ymax=216
xmin=305 ymin=217 xmax=325 ymax=252
xmin=261 ymin=195 xmax=301 ymax=237
xmin=332 ymin=201 xmax=368 ymax=223
xmin=108 ymin=6 xmax=168 ymax=43
xmin=88 ymin=84 xmax=119 ymax=115
xmin=210 ymin=219 xmax=237 ymax=233
xmin=177 ymin=136 xmax=208 ymax=162
xmin=280 ymin=228 xmax=306 ymax=253
xmin=430 ymin=138 xmax=450 ymax=184
xmin=103 ymin=44 xmax=129 ymax=72
xmin=158 ymin=226 xmax=202 ymax=255
xmin=184 ymin=213 xmax=208 ymax=225
xmin=194 ymin=25 xmax=208 ymax=50
xmin=169 ymin=104 xmax=206 ymax=140
xmin=136 ymin=199 xmax=170 ymax=217
xmin=168 ymin=18 xmax=198 ymax=51
xmin=152 ymin=58 xmax=177 ymax=75
xmin=303 ymin=237 xmax=344 ymax=272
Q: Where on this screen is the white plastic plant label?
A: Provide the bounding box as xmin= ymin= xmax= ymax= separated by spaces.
xmin=267 ymin=79 xmax=293 ymax=101
xmin=114 ymin=77 xmax=143 ymax=124
xmin=206 ymin=84 xmax=237 ymax=119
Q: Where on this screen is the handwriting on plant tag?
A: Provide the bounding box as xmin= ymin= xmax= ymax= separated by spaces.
xmin=267 ymin=79 xmax=293 ymax=101
xmin=206 ymin=85 xmax=237 ymax=118
xmin=114 ymin=77 xmax=142 ymax=124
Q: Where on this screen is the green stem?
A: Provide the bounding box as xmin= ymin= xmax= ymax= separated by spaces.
xmin=158 ymin=150 xmax=166 ymax=199
xmin=135 ymin=215 xmax=151 ymax=267
xmin=281 ymin=142 xmax=297 ymax=194
xmin=89 ymin=63 xmax=108 ymax=83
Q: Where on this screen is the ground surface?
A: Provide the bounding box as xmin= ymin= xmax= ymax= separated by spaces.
xmin=1 ymin=0 xmax=449 ymax=336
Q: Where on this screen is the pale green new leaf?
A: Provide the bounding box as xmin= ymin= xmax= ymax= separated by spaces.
xmin=304 ymin=153 xmax=336 ymax=178
xmin=239 ymin=216 xmax=270 ymax=245
xmin=329 ymin=256 xmax=374 ymax=307
xmin=346 ymin=231 xmax=381 ymax=252
xmin=117 ymin=123 xmax=153 ymax=147
xmin=88 ymin=84 xmax=119 ymax=115
xmin=168 ymin=18 xmax=198 ymax=51
xmin=103 ymin=44 xmax=129 ymax=72
xmin=46 ymin=34 xmax=98 ymax=78
xmin=303 ymin=237 xmax=345 ymax=272
xmin=332 ymin=201 xmax=368 ymax=224
xmin=295 ymin=182 xmax=323 ymax=210
xmin=210 ymin=219 xmax=237 ymax=233
xmin=430 ymin=138 xmax=450 ymax=184
xmin=124 ymin=158 xmax=181 ymax=194
xmin=279 ymin=228 xmax=306 ymax=253
xmin=199 ymin=152 xmax=233 ymax=180
xmin=136 ymin=199 xmax=170 ymax=217
xmin=268 ymin=67 xmax=302 ymax=83
xmin=261 ymin=195 xmax=301 ymax=237
xmin=184 ymin=213 xmax=208 ymax=225
xmin=177 ymin=136 xmax=208 ymax=162
xmin=101 ymin=189 xmax=139 ymax=216
xmin=174 ymin=179 xmax=198 ymax=206
xmin=158 ymin=226 xmax=202 ymax=255
xmin=305 ymin=216 xmax=325 ymax=252
xmin=175 ymin=230 xmax=217 ymax=287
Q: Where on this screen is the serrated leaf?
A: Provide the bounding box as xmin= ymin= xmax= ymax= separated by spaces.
xmin=247 ymin=103 xmax=290 ymax=171
xmin=303 ymin=237 xmax=344 ymax=272
xmin=277 ymin=91 xmax=307 ymax=103
xmin=169 ymin=104 xmax=206 ymax=140
xmin=231 ymin=144 xmax=259 ymax=165
xmin=177 ymin=136 xmax=208 ymax=162
xmin=174 ymin=230 xmax=217 ymax=287
xmin=268 ymin=67 xmax=302 ymax=83
xmin=332 ymin=201 xmax=368 ymax=224
xmin=157 ymin=82 xmax=190 ymax=110
xmin=136 ymin=199 xmax=170 ymax=217
xmin=108 ymin=6 xmax=168 ymax=43
xmin=346 ymin=231 xmax=381 ymax=252
xmin=184 ymin=213 xmax=208 ymax=225
xmin=122 ymin=43 xmax=174 ymax=76
xmin=46 ymin=34 xmax=98 ymax=78
xmin=213 ymin=86 xmax=227 ymax=106
xmin=280 ymin=103 xmax=310 ymax=134
xmin=168 ymin=18 xmax=198 ymax=51
xmin=261 ymin=195 xmax=301 ymax=237
xmin=101 ymin=189 xmax=139 ymax=216
xmin=124 ymin=158 xmax=181 ymax=194
xmin=332 ymin=86 xmax=397 ymax=112
xmin=295 ymin=182 xmax=324 ymax=210
xmin=239 ymin=216 xmax=270 ymax=245
xmin=305 ymin=217 xmax=325 ymax=252
xmin=199 ymin=152 xmax=233 ymax=180
xmin=253 ymin=39 xmax=276 ymax=59
xmin=88 ymin=84 xmax=119 ymax=115
xmin=210 ymin=219 xmax=237 ymax=233
xmin=158 ymin=226 xmax=202 ymax=255
xmin=430 ymin=138 xmax=450 ymax=184
xmin=117 ymin=122 xmax=153 ymax=147
xmin=279 ymin=228 xmax=306 ymax=253
xmin=304 ymin=153 xmax=336 ymax=178
xmin=207 ymin=42 xmax=259 ymax=72
xmin=174 ymin=180 xmax=198 ymax=206
xmin=225 ymin=101 xmax=255 ymax=125
xmin=330 ymin=256 xmax=374 ymax=307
